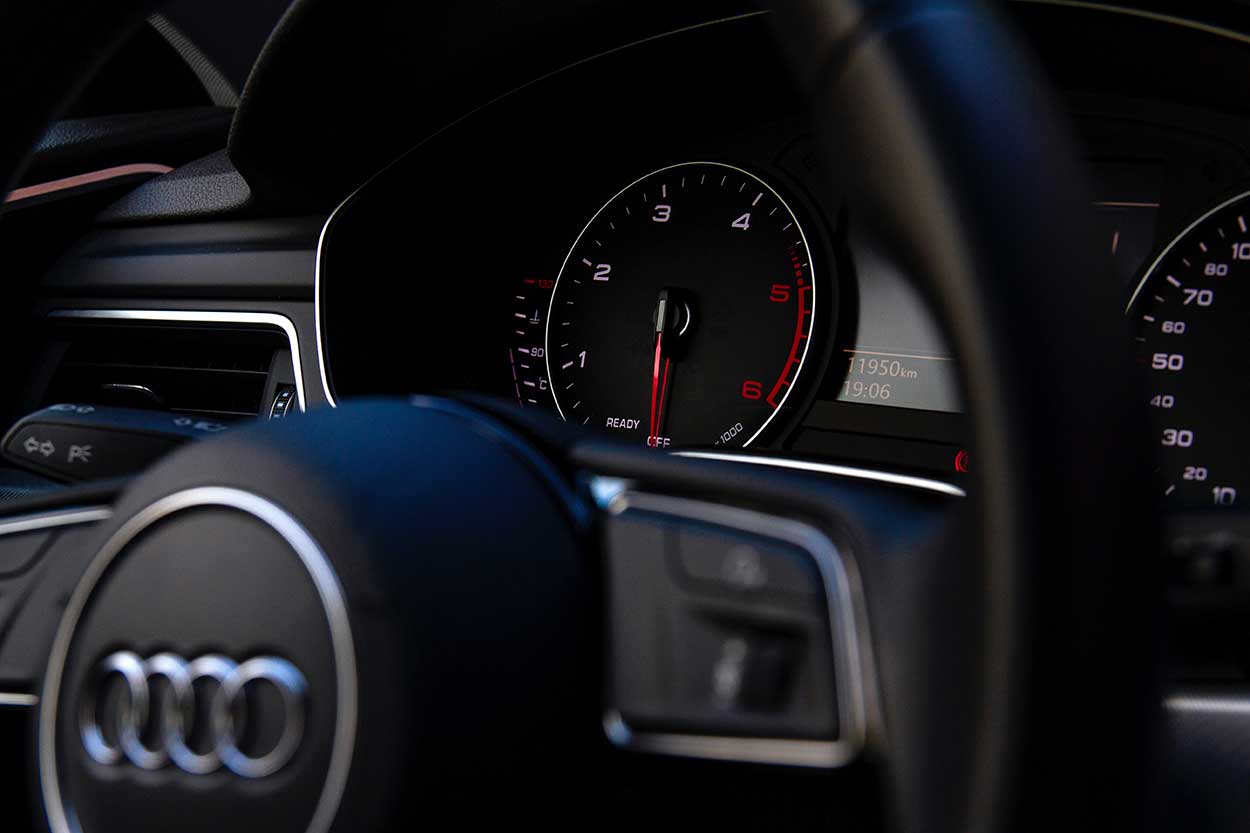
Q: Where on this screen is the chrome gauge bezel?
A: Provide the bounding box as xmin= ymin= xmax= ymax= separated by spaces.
xmin=544 ymin=160 xmax=819 ymax=448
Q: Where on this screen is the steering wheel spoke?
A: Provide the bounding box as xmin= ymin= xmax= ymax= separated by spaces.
xmin=0 ymin=503 xmax=117 ymax=705
xmin=571 ymin=437 xmax=968 ymax=777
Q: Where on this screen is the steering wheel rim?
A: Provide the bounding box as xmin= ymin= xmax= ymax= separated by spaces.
xmin=0 ymin=2 xmax=1159 ymax=833
xmin=766 ymin=2 xmax=1162 ymax=830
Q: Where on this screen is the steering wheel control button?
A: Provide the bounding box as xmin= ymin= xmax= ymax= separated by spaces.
xmin=698 ymin=627 xmax=796 ymax=713
xmin=602 ymin=491 xmax=863 ymax=767
xmin=41 ymin=489 xmax=353 ymax=833
xmin=1 ymin=405 xmax=235 ymax=482
xmin=675 ymin=525 xmax=820 ymax=597
xmin=269 ymin=386 xmax=298 ymax=420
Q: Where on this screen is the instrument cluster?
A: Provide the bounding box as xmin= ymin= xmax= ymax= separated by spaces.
xmin=316 ymin=9 xmax=1250 ymax=516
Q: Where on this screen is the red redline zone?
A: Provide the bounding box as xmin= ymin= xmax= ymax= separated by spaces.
xmin=766 ymin=278 xmax=812 ymax=409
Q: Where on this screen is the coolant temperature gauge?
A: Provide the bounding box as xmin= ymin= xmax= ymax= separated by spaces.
xmin=508 ymin=276 xmax=556 ymax=408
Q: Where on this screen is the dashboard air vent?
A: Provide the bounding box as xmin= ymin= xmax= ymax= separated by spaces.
xmin=42 ymin=320 xmax=292 ymax=420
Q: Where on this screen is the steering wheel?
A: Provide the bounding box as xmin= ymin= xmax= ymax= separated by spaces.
xmin=0 ymin=2 xmax=1159 ymax=832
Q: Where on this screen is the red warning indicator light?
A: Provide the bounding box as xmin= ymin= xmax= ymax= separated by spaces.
xmin=954 ymin=449 xmax=969 ymax=474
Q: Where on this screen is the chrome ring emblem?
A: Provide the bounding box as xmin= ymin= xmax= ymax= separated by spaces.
xmin=80 ymin=651 xmax=306 ymax=778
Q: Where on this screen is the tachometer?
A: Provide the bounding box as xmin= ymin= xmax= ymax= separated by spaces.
xmin=1130 ymin=191 xmax=1250 ymax=510
xmin=545 ymin=161 xmax=824 ymax=449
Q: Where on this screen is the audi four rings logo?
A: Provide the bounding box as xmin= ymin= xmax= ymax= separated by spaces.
xmin=79 ymin=651 xmax=307 ymax=778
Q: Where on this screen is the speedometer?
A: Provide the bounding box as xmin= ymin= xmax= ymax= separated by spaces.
xmin=545 ymin=161 xmax=826 ymax=449
xmin=1130 ymin=191 xmax=1250 ymax=510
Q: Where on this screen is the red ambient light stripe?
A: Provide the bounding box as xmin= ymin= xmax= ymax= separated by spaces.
xmin=5 ymin=163 xmax=174 ymax=203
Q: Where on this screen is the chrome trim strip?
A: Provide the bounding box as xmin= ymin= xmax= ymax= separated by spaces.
xmin=0 ymin=507 xmax=112 ymax=537
xmin=676 ymin=451 xmax=966 ymax=497
xmin=47 ymin=309 xmax=307 ymax=412
xmin=604 ymin=710 xmax=844 ymax=767
xmin=0 ymin=693 xmax=39 ymax=707
xmin=313 ymin=203 xmax=340 ymax=407
xmin=1012 ymin=0 xmax=1250 ymax=48
xmin=601 ymin=489 xmax=870 ymax=768
xmin=39 ymin=487 xmax=356 ymax=833
xmin=1125 ymin=189 xmax=1250 ymax=314
xmin=1166 ymin=695 xmax=1250 ymax=716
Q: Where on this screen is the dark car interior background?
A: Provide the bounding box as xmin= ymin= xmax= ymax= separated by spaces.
xmin=0 ymin=1 xmax=1247 ymax=832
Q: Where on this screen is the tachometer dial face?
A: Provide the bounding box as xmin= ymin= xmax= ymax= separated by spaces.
xmin=545 ymin=162 xmax=821 ymax=448
xmin=1130 ymin=192 xmax=1250 ymax=510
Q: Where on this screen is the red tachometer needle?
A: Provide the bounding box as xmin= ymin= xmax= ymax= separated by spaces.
xmin=649 ymin=331 xmax=664 ymax=439
xmin=648 ymin=289 xmax=682 ymax=446
xmin=656 ymin=355 xmax=672 ymax=435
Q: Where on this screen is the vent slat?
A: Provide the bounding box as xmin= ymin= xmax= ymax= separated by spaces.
xmin=60 ymin=362 xmax=269 ymax=377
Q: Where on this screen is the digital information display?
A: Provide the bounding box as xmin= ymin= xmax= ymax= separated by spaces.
xmin=829 ymin=244 xmax=962 ymax=414
xmin=837 ymin=347 xmax=960 ymax=413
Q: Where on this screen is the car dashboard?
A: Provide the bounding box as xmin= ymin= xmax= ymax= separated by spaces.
xmin=317 ymin=4 xmax=1250 ymax=524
